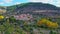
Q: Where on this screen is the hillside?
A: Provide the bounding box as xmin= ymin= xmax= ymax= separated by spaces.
xmin=0 ymin=2 xmax=60 ymax=34
xmin=6 ymin=2 xmax=60 ymax=17
xmin=7 ymin=2 xmax=60 ymax=11
xmin=0 ymin=2 xmax=60 ymax=17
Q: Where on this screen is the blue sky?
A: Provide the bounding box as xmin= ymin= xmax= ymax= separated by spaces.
xmin=0 ymin=0 xmax=60 ymax=7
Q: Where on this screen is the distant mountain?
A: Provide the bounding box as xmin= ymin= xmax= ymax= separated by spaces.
xmin=7 ymin=2 xmax=60 ymax=11
xmin=1 ymin=2 xmax=60 ymax=18
xmin=6 ymin=2 xmax=60 ymax=16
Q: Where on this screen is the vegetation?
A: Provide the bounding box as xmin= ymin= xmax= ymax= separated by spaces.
xmin=37 ymin=18 xmax=58 ymax=29
xmin=0 ymin=15 xmax=59 ymax=34
xmin=0 ymin=2 xmax=60 ymax=34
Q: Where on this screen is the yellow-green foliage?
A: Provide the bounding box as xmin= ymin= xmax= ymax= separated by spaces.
xmin=0 ymin=16 xmax=4 ymax=19
xmin=37 ymin=18 xmax=58 ymax=29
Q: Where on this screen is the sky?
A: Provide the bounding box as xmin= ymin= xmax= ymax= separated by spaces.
xmin=0 ymin=0 xmax=60 ymax=7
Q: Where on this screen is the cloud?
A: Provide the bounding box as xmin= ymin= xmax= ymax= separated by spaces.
xmin=29 ymin=0 xmax=50 ymax=3
xmin=0 ymin=2 xmax=4 ymax=4
xmin=48 ymin=0 xmax=60 ymax=7
xmin=15 ymin=2 xmax=21 ymax=4
xmin=28 ymin=0 xmax=60 ymax=7
xmin=3 ymin=0 xmax=13 ymax=3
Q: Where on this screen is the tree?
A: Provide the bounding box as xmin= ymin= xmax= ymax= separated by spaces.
xmin=5 ymin=26 xmax=14 ymax=34
xmin=15 ymin=26 xmax=26 ymax=34
xmin=3 ymin=18 xmax=10 ymax=28
xmin=0 ymin=25 xmax=5 ymax=34
xmin=9 ymin=16 xmax=16 ymax=23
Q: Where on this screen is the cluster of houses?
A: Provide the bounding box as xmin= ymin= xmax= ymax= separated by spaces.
xmin=14 ymin=14 xmax=33 ymax=20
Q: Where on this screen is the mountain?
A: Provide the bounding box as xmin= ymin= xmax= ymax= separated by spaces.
xmin=6 ymin=2 xmax=60 ymax=17
xmin=0 ymin=2 xmax=60 ymax=18
xmin=7 ymin=2 xmax=60 ymax=11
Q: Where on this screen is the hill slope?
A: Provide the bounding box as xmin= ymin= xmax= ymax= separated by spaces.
xmin=0 ymin=2 xmax=60 ymax=17
xmin=6 ymin=2 xmax=60 ymax=15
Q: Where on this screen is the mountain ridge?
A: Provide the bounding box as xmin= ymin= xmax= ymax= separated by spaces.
xmin=0 ymin=2 xmax=60 ymax=16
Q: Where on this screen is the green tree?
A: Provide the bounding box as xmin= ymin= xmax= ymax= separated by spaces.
xmin=49 ymin=30 xmax=57 ymax=34
xmin=15 ymin=26 xmax=26 ymax=34
xmin=9 ymin=16 xmax=16 ymax=23
xmin=0 ymin=25 xmax=5 ymax=34
xmin=4 ymin=18 xmax=15 ymax=34
xmin=3 ymin=18 xmax=10 ymax=28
